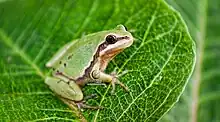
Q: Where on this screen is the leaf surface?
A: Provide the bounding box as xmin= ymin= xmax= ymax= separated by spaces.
xmin=0 ymin=0 xmax=195 ymax=121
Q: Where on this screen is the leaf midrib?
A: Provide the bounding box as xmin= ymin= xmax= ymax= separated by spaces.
xmin=0 ymin=29 xmax=45 ymax=78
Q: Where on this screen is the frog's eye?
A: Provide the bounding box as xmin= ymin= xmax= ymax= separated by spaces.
xmin=106 ymin=35 xmax=117 ymax=44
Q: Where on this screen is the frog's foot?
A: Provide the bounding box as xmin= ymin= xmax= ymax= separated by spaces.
xmin=76 ymin=94 xmax=103 ymax=110
xmin=59 ymin=97 xmax=87 ymax=122
xmin=83 ymin=94 xmax=97 ymax=100
xmin=109 ymin=69 xmax=129 ymax=94
xmin=60 ymin=96 xmax=103 ymax=110
xmin=76 ymin=101 xmax=103 ymax=110
xmin=110 ymin=73 xmax=129 ymax=94
xmin=86 ymin=81 xmax=107 ymax=87
xmin=111 ymin=69 xmax=129 ymax=77
xmin=91 ymin=70 xmax=129 ymax=94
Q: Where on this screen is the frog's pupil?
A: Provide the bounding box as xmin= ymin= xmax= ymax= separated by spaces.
xmin=106 ymin=35 xmax=117 ymax=44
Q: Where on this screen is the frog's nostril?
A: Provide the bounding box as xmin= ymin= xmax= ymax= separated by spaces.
xmin=124 ymin=36 xmax=129 ymax=39
xmin=117 ymin=36 xmax=129 ymax=41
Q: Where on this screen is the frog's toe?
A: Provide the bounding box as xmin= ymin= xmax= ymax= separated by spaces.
xmin=110 ymin=69 xmax=129 ymax=78
xmin=76 ymin=102 xmax=104 ymax=110
xmin=83 ymin=94 xmax=98 ymax=100
xmin=86 ymin=81 xmax=107 ymax=87
xmin=110 ymin=76 xmax=129 ymax=95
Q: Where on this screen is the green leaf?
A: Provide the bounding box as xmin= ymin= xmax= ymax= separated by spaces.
xmin=160 ymin=0 xmax=220 ymax=122
xmin=0 ymin=0 xmax=195 ymax=121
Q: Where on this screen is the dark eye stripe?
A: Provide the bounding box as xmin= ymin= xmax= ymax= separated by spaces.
xmin=116 ymin=36 xmax=129 ymax=41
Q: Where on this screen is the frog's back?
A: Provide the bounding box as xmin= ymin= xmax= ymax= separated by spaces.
xmin=50 ymin=32 xmax=106 ymax=79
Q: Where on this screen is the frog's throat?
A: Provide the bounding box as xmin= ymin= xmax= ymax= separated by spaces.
xmin=99 ymin=48 xmax=123 ymax=71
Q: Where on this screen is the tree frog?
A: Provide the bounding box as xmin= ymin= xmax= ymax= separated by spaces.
xmin=45 ymin=25 xmax=133 ymax=108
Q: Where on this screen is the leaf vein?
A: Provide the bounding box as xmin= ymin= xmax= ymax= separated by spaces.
xmin=73 ymin=0 xmax=99 ymax=38
xmin=116 ymin=28 xmax=182 ymax=122
xmin=0 ymin=29 xmax=45 ymax=78
xmin=34 ymin=1 xmax=74 ymax=63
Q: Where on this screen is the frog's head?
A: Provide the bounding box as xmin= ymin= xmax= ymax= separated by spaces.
xmin=99 ymin=24 xmax=134 ymax=57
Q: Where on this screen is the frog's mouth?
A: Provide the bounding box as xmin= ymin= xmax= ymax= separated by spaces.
xmin=101 ymin=48 xmax=123 ymax=60
xmin=100 ymin=35 xmax=133 ymax=57
xmin=115 ymin=36 xmax=133 ymax=49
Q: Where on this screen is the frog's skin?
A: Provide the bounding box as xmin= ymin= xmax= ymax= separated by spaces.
xmin=45 ymin=25 xmax=133 ymax=108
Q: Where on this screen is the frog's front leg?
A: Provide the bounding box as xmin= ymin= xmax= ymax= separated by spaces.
xmin=90 ymin=70 xmax=129 ymax=94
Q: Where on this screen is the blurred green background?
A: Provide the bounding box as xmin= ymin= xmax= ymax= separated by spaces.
xmin=161 ymin=0 xmax=220 ymax=122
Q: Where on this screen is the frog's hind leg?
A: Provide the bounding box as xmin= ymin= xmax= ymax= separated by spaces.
xmin=45 ymin=77 xmax=102 ymax=110
xmin=45 ymin=76 xmax=83 ymax=101
xmin=75 ymin=101 xmax=103 ymax=110
xmin=58 ymin=97 xmax=87 ymax=122
xmin=76 ymin=94 xmax=103 ymax=110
